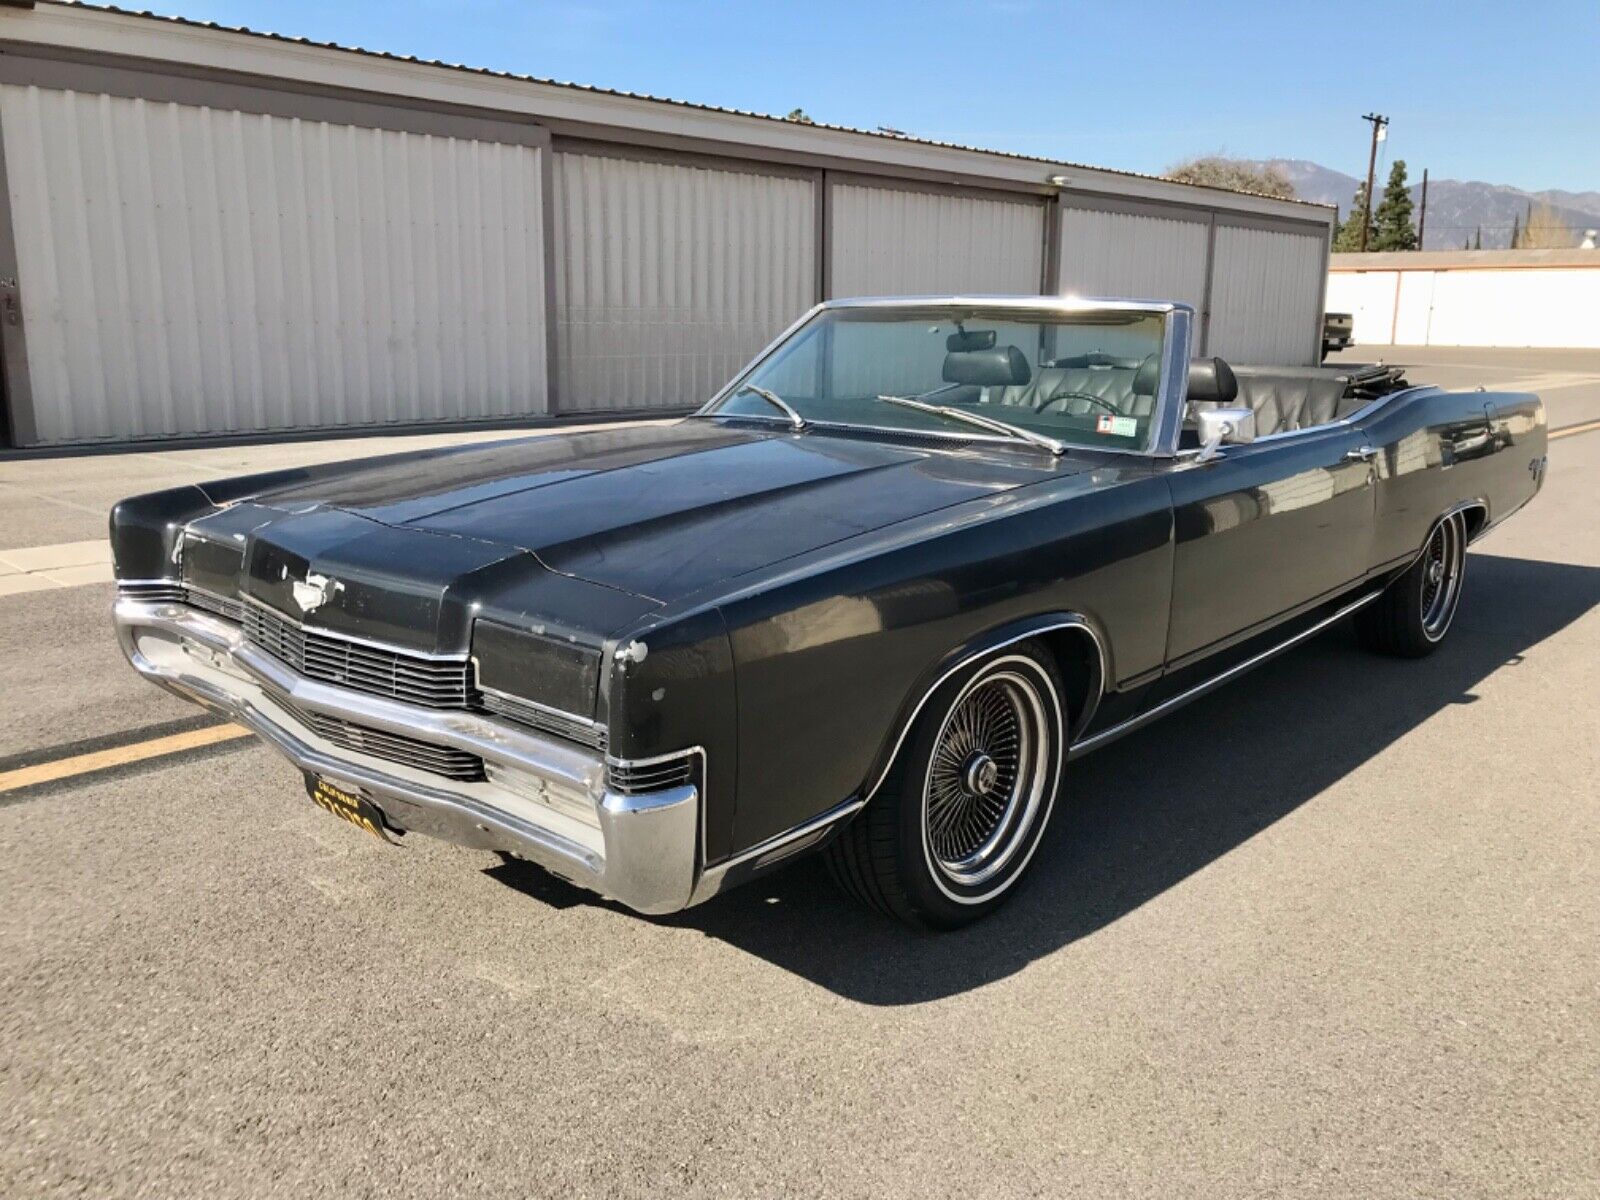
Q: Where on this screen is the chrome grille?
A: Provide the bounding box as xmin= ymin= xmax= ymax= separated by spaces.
xmin=607 ymin=753 xmax=696 ymax=795
xmin=124 ymin=584 xmax=606 ymax=751
xmin=480 ymin=690 xmax=607 ymax=752
xmin=243 ymin=602 xmax=475 ymax=710
xmin=184 ymin=586 xmax=245 ymax=623
xmin=273 ymin=692 xmax=485 ymax=781
xmin=119 ymin=581 xmax=187 ymax=604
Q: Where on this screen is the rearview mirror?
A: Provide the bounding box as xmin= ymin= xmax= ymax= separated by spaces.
xmin=1194 ymin=406 xmax=1256 ymax=463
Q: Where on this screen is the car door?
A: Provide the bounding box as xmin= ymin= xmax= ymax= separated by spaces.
xmin=1161 ymin=424 xmax=1377 ymax=667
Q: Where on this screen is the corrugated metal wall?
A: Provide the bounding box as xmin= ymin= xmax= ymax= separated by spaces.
xmin=551 ymin=151 xmax=815 ymax=412
xmin=0 ymin=84 xmax=550 ymax=444
xmin=1057 ymin=206 xmax=1209 ymax=316
xmin=829 ymin=184 xmax=1044 ymax=297
xmin=1206 ymin=224 xmax=1326 ymax=365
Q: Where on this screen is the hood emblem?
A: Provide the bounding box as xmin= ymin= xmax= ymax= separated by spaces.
xmin=289 ymin=570 xmax=344 ymax=614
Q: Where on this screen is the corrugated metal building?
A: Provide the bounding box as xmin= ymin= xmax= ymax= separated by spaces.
xmin=0 ymin=1 xmax=1335 ymax=448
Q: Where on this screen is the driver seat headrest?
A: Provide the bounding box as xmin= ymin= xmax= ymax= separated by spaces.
xmin=1185 ymin=357 xmax=1239 ymax=405
xmin=942 ymin=345 xmax=1031 ymax=388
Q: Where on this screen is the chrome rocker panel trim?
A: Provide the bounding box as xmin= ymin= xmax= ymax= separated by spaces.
xmin=114 ymin=596 xmax=699 ymax=915
xmin=1067 ymin=589 xmax=1382 ymax=760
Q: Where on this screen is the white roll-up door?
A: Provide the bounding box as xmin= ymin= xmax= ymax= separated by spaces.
xmin=1207 ymin=223 xmax=1327 ymax=365
xmin=1057 ymin=205 xmax=1209 ymax=314
xmin=0 ymin=84 xmax=551 ymax=445
xmin=551 ymin=151 xmax=816 ymax=412
xmin=829 ymin=183 xmax=1044 ymax=297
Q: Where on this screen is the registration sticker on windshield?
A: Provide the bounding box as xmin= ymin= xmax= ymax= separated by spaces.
xmin=1095 ymin=414 xmax=1139 ymax=438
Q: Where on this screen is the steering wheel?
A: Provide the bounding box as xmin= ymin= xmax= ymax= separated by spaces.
xmin=1035 ymin=390 xmax=1120 ymax=416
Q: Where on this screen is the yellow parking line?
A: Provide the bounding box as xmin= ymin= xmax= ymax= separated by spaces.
xmin=1550 ymin=418 xmax=1600 ymax=441
xmin=0 ymin=723 xmax=253 ymax=793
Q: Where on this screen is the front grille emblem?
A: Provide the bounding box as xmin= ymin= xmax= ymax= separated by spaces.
xmin=289 ymin=570 xmax=344 ymax=614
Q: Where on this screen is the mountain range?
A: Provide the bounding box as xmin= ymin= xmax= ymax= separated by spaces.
xmin=1245 ymin=160 xmax=1600 ymax=250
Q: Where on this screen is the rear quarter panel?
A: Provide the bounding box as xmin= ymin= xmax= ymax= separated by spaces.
xmin=1358 ymin=388 xmax=1546 ymax=567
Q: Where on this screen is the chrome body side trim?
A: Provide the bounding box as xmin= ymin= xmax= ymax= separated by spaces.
xmin=1067 ymin=590 xmax=1382 ymax=760
xmin=689 ymin=795 xmax=866 ymax=905
xmin=114 ymin=596 xmax=701 ymax=915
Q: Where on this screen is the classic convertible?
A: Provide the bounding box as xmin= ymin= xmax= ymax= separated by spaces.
xmin=111 ymin=297 xmax=1547 ymax=928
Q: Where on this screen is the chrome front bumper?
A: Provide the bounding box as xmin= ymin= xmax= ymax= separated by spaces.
xmin=113 ymin=596 xmax=701 ymax=915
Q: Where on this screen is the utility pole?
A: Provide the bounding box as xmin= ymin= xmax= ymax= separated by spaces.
xmin=1359 ymin=112 xmax=1388 ymax=252
xmin=1417 ymin=167 xmax=1429 ymax=250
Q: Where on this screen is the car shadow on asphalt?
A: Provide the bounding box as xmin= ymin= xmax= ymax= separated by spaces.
xmin=492 ymin=552 xmax=1600 ymax=1005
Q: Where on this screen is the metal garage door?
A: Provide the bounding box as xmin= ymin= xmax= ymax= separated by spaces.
xmin=1057 ymin=203 xmax=1209 ymax=319
xmin=1206 ymin=223 xmax=1327 ymax=366
xmin=0 ymin=84 xmax=551 ymax=445
xmin=550 ymin=150 xmax=816 ymax=412
xmin=829 ymin=182 xmax=1044 ymax=297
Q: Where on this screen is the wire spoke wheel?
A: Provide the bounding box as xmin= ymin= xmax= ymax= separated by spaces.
xmin=1421 ymin=513 xmax=1466 ymax=640
xmin=921 ymin=663 xmax=1052 ymax=889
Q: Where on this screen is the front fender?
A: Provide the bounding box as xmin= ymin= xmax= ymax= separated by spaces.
xmin=857 ymin=610 xmax=1110 ymax=807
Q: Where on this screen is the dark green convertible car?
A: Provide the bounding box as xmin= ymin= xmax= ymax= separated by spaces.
xmin=111 ymin=297 xmax=1547 ymax=928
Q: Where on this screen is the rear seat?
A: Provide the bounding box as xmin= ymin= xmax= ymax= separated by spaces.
xmin=976 ymin=352 xmax=1366 ymax=439
xmin=1226 ymin=365 xmax=1362 ymax=436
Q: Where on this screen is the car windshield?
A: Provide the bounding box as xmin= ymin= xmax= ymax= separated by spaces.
xmin=705 ymin=305 xmax=1169 ymax=453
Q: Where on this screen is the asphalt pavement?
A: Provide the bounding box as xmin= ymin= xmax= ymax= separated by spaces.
xmin=1 ymin=349 xmax=1596 ymax=1199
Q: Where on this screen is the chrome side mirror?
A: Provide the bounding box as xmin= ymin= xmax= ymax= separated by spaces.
xmin=1194 ymin=406 xmax=1257 ymax=463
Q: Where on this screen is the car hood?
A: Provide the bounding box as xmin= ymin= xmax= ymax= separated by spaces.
xmin=251 ymin=422 xmax=1076 ymax=604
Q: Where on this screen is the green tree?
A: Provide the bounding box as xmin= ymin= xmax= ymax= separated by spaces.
xmin=1474 ymin=226 xmax=1482 ymax=250
xmin=1370 ymin=160 xmax=1418 ymax=251
xmin=1332 ymin=181 xmax=1371 ymax=252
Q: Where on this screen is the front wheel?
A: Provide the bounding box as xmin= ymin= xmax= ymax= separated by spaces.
xmin=1356 ymin=511 xmax=1469 ymax=657
xmin=824 ymin=643 xmax=1065 ymax=929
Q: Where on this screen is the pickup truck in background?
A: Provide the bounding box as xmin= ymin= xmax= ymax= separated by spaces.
xmin=1323 ymin=311 xmax=1355 ymax=359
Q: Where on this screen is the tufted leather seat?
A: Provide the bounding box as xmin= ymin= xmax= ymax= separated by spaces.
xmin=1225 ymin=366 xmax=1361 ymax=437
xmin=987 ymin=355 xmax=1158 ymax=417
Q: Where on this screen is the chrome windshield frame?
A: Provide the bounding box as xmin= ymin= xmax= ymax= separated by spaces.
xmin=697 ymin=295 xmax=1195 ymax=459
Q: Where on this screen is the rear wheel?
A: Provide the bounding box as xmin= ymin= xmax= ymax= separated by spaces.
xmin=1356 ymin=511 xmax=1468 ymax=657
xmin=825 ymin=644 xmax=1065 ymax=929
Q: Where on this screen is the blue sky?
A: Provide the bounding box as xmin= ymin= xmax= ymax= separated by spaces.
xmin=172 ymin=0 xmax=1600 ymax=193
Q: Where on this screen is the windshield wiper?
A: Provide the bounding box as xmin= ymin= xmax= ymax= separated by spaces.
xmin=720 ymin=384 xmax=807 ymax=431
xmin=875 ymin=395 xmax=1066 ymax=455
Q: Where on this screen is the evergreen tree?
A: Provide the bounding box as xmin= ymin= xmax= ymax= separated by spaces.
xmin=1331 ymin=181 xmax=1371 ymax=252
xmin=1370 ymin=160 xmax=1418 ymax=251
xmin=1474 ymin=226 xmax=1482 ymax=250
xmin=1510 ymin=211 xmax=1520 ymax=249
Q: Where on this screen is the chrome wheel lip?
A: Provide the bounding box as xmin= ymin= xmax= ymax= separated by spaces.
xmin=919 ymin=655 xmax=1059 ymax=900
xmin=1421 ymin=513 xmax=1466 ymax=641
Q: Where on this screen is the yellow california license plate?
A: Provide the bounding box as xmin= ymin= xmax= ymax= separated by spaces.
xmin=305 ymin=776 xmax=397 ymax=843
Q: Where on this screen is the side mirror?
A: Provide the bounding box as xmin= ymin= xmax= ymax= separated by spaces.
xmin=1194 ymin=406 xmax=1256 ymax=463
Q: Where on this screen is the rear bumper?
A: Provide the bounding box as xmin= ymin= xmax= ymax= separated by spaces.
xmin=113 ymin=595 xmax=700 ymax=915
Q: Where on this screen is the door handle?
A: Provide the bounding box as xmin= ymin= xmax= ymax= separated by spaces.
xmin=1344 ymin=445 xmax=1379 ymax=462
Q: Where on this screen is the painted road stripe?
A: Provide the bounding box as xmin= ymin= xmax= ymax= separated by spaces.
xmin=1550 ymin=418 xmax=1600 ymax=441
xmin=0 ymin=723 xmax=253 ymax=794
